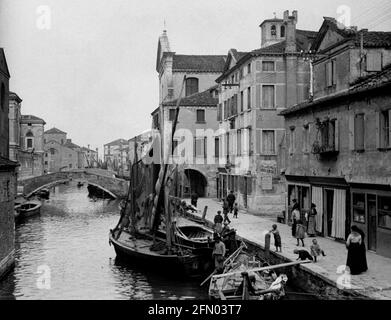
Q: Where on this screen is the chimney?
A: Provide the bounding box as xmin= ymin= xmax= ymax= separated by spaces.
xmin=284 ymin=10 xmax=298 ymax=53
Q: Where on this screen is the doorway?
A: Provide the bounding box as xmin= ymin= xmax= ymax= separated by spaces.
xmin=324 ymin=189 xmax=334 ymax=237
xmin=367 ymin=194 xmax=377 ymax=251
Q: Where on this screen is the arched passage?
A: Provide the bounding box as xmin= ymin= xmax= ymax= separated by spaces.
xmin=183 ymin=169 xmax=207 ymax=198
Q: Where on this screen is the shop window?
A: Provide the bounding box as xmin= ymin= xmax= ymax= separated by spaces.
xmin=378 ymin=196 xmax=391 ymax=229
xmin=352 ymin=193 xmax=366 ymax=223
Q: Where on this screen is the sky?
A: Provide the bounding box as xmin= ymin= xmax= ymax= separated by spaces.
xmin=0 ymin=0 xmax=390 ymax=157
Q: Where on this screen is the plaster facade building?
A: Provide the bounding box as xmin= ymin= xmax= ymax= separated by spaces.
xmin=154 ymin=30 xmax=226 ymax=198
xmin=43 ymin=128 xmax=81 ymax=172
xmin=280 ymin=17 xmax=391 ymax=258
xmin=0 ymin=48 xmax=18 ymax=279
xmin=215 ymin=10 xmax=316 ymax=215
xmin=103 ymin=138 xmax=129 ymax=171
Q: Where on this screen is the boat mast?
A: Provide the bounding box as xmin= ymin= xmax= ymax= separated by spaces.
xmin=150 ymin=75 xmax=187 ymax=249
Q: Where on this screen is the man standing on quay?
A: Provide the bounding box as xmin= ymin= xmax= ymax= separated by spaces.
xmin=226 ymin=190 xmax=236 ymax=213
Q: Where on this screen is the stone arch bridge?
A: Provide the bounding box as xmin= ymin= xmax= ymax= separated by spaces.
xmin=18 ymin=169 xmax=129 ymax=199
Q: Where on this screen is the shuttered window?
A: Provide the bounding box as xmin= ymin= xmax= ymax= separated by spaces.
xmin=354 ymin=113 xmax=365 ymax=151
xmin=262 ymin=130 xmax=275 ymax=154
xmin=262 ymin=85 xmax=275 ymax=109
xmin=169 ymin=109 xmax=176 ymax=121
xmin=262 ymin=61 xmax=275 ymax=72
xmin=247 ymin=87 xmax=251 ymax=109
xmin=326 ymin=60 xmax=336 ymax=87
xmin=240 ymin=91 xmax=244 ymax=112
xmin=185 ymin=78 xmax=199 ymax=96
xmin=237 ymin=130 xmax=242 ymax=155
xmin=366 ymin=52 xmax=382 ymax=71
xmin=196 ymin=109 xmax=205 ymax=123
xmin=378 ymin=110 xmax=391 ymax=148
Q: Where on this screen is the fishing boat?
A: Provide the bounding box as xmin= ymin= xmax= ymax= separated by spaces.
xmin=16 ymin=200 xmax=42 ymax=219
xmin=109 ymin=75 xmax=214 ymax=278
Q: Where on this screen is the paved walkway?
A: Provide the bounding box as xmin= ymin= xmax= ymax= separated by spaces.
xmin=185 ymin=198 xmax=391 ymax=300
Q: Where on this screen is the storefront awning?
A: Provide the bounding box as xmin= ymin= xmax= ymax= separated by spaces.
xmin=285 ymin=175 xmax=349 ymax=188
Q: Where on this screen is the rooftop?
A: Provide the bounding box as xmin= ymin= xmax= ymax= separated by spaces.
xmin=21 ymin=115 xmax=46 ymax=125
xmin=0 ymin=156 xmax=18 ymax=169
xmin=44 ymin=127 xmax=67 ymax=135
xmin=104 ymin=138 xmax=128 ymax=147
xmin=170 ymin=54 xmax=226 ymax=72
xmin=162 ymin=87 xmax=218 ymax=107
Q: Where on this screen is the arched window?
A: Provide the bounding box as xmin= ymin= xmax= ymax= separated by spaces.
xmin=26 ymin=131 xmax=34 ymax=149
xmin=50 ymin=148 xmax=57 ymax=155
xmin=280 ymin=25 xmax=285 ymax=37
xmin=0 ymin=83 xmax=5 ymax=110
xmin=185 ymin=77 xmax=199 ymax=96
xmin=271 ymin=25 xmax=276 ymax=36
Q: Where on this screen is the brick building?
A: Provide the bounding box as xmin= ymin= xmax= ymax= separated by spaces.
xmin=215 ymin=10 xmax=316 ymax=215
xmin=153 ymin=30 xmax=226 ymax=198
xmin=0 ymin=48 xmax=18 ymax=279
xmin=280 ymin=18 xmax=391 ymax=258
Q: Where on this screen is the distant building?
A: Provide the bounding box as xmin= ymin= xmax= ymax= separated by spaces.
xmin=43 ymin=127 xmax=80 ymax=172
xmin=280 ymin=17 xmax=391 ymax=258
xmin=8 ymin=92 xmax=22 ymax=161
xmin=80 ymin=146 xmax=99 ymax=168
xmin=128 ymin=130 xmax=153 ymax=163
xmin=153 ymin=30 xmax=226 ymax=197
xmin=0 ymin=48 xmax=18 ymax=279
xmin=103 ymin=138 xmax=129 ymax=171
xmin=215 ymin=10 xmax=316 ymax=214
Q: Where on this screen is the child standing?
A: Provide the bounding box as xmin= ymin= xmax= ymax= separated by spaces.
xmin=270 ymin=224 xmax=282 ymax=252
xmin=233 ymin=203 xmax=239 ymax=218
xmin=310 ymin=239 xmax=326 ymax=262
xmin=296 ymin=220 xmax=306 ymax=247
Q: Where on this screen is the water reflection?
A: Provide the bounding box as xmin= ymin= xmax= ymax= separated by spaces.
xmin=0 ymin=182 xmax=208 ymax=300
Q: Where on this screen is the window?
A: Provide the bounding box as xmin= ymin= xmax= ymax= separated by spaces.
xmin=215 ymin=137 xmax=219 ymax=159
xmin=194 ymin=138 xmax=205 ymax=158
xmin=185 ymin=77 xmax=199 ymax=96
xmin=28 ymin=123 xmax=32 ymax=127
xmin=354 ymin=113 xmax=365 ymax=151
xmin=196 ymin=109 xmax=205 ymax=123
xmin=50 ymin=148 xmax=56 ymax=155
xmin=353 ymin=193 xmax=366 ymax=223
xmin=239 ymin=68 xmax=243 ymax=79
xmin=280 ymin=25 xmax=285 ymax=37
xmin=247 ymin=63 xmax=251 ymax=74
xmin=27 ymin=139 xmax=33 ymax=148
xmin=69 ymin=164 xmax=72 ymax=168
xmin=326 ymin=60 xmax=336 ymax=87
xmin=45 ymin=153 xmax=48 ymax=157
xmin=231 ymin=74 xmax=234 ymax=83
xmin=303 ymin=125 xmax=310 ymax=153
xmin=61 ymin=139 xmax=64 ymax=144
xmin=237 ymin=130 xmax=242 ymax=155
xmin=320 ymin=119 xmax=337 ymax=150
xmin=247 ymin=87 xmax=251 ymax=109
xmin=271 ymin=25 xmax=276 ymax=36
xmin=217 ymin=104 xmax=222 ymax=122
xmin=366 ymin=52 xmax=382 ymax=72
xmin=169 ymin=109 xmax=176 ymax=121
xmin=240 ymin=91 xmax=244 ymax=112
xmin=262 ymin=61 xmax=275 ymax=72
xmin=378 ymin=196 xmax=391 ymax=229
xmin=172 ymin=139 xmax=179 ymax=156
xmin=289 ymin=127 xmax=295 ymax=155
xmin=44 ymin=161 xmax=48 ymax=165
xmin=44 ymin=139 xmax=46 ymax=144
xmin=262 ymin=85 xmax=275 ymax=109
xmin=262 ymin=130 xmax=275 ymax=154
xmin=379 ymin=110 xmax=391 ymax=148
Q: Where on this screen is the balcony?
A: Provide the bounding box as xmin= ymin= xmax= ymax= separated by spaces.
xmin=312 ymin=141 xmax=339 ymax=157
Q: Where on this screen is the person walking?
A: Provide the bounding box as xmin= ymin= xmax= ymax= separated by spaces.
xmin=346 ymin=225 xmax=368 ymax=275
xmin=223 ymin=209 xmax=231 ymax=225
xmin=296 ymin=219 xmax=306 ymax=247
xmin=226 ymin=190 xmax=236 ymax=213
xmin=291 ymin=199 xmax=300 ymax=237
xmin=307 ymin=203 xmax=317 ymax=237
xmin=212 ymin=235 xmax=226 ymax=274
xmin=213 ymin=211 xmax=224 ymax=234
xmin=190 ymin=192 xmax=199 ymax=207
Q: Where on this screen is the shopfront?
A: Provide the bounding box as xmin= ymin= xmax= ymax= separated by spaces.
xmin=350 ymin=183 xmax=391 ymax=258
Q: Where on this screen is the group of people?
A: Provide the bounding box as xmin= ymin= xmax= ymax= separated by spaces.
xmin=289 ymin=199 xmax=368 ymax=275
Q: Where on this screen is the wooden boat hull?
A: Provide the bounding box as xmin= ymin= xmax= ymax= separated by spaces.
xmin=109 ymin=230 xmax=213 ymax=278
xmin=17 ymin=201 xmax=41 ymax=219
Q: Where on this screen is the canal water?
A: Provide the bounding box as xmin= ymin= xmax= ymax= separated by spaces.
xmin=0 ymin=182 xmax=314 ymax=300
xmin=0 ymin=182 xmax=208 ymax=300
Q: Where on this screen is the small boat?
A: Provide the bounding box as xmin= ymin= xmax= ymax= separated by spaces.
xmin=77 ymin=181 xmax=84 ymax=187
xmin=207 ymin=244 xmax=290 ymax=300
xmin=16 ymin=200 xmax=42 ymax=219
xmin=36 ymin=188 xmax=50 ymax=199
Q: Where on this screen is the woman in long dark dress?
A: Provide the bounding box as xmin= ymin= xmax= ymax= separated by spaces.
xmin=307 ymin=203 xmax=317 ymax=237
xmin=346 ymin=226 xmax=368 ymax=275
